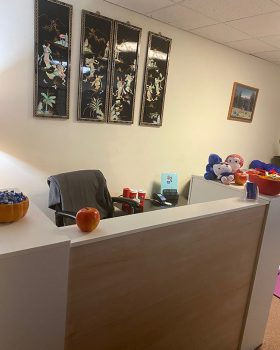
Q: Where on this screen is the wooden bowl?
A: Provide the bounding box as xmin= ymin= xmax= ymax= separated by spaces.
xmin=0 ymin=199 xmax=29 ymax=223
xmin=248 ymin=174 xmax=280 ymax=196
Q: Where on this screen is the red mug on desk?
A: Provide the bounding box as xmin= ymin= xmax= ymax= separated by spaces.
xmin=122 ymin=188 xmax=146 ymax=212
xmin=138 ymin=190 xmax=146 ymax=207
xmin=129 ymin=190 xmax=138 ymax=199
xmin=122 ymin=187 xmax=131 ymax=212
xmin=123 ymin=187 xmax=131 ymax=198
xmin=128 ymin=190 xmax=138 ymax=213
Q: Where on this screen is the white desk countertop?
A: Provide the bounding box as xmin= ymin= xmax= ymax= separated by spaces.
xmin=0 ymin=195 xmax=267 ymax=255
xmin=59 ymin=197 xmax=267 ymax=247
xmin=0 ymin=202 xmax=69 ymax=258
xmin=191 ymin=175 xmax=280 ymax=202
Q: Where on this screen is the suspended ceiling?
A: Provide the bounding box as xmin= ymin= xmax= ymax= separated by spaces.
xmin=105 ymin=0 xmax=280 ymax=66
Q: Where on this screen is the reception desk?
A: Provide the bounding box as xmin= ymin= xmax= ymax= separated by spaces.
xmin=189 ymin=175 xmax=280 ymax=350
xmin=0 ymin=202 xmax=70 ymax=350
xmin=0 ymin=193 xmax=271 ymax=350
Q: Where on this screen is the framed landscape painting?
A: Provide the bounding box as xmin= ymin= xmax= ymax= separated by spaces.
xmin=227 ymin=82 xmax=259 ymax=123
xmin=108 ymin=21 xmax=141 ymax=124
xmin=139 ymin=32 xmax=171 ymax=127
xmin=34 ymin=0 xmax=72 ymax=118
xmin=77 ymin=11 xmax=114 ymax=122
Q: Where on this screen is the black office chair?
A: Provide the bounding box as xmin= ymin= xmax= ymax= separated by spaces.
xmin=47 ymin=170 xmax=140 ymax=227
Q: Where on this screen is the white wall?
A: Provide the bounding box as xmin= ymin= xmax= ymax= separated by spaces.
xmin=1 ymin=0 xmax=280 ymax=218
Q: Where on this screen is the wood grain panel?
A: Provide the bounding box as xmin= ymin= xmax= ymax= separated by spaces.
xmin=65 ymin=205 xmax=267 ymax=350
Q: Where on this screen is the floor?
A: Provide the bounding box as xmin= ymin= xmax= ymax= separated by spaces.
xmin=258 ymin=296 xmax=280 ymax=350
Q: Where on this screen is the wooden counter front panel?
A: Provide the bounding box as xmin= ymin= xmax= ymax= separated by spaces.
xmin=65 ymin=206 xmax=266 ymax=350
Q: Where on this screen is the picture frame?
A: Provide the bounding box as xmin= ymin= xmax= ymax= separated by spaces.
xmin=227 ymin=82 xmax=259 ymax=123
xmin=139 ymin=32 xmax=172 ymax=127
xmin=77 ymin=11 xmax=114 ymax=122
xmin=34 ymin=0 xmax=72 ymax=119
xmin=108 ymin=21 xmax=141 ymax=124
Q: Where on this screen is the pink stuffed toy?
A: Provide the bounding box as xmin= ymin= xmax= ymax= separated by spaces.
xmin=225 ymin=154 xmax=244 ymax=173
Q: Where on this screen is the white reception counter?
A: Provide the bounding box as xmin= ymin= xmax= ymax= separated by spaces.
xmin=0 ymin=191 xmax=272 ymax=350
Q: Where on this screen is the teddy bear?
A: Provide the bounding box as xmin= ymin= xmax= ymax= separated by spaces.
xmin=204 ymin=153 xmax=234 ymax=185
xmin=213 ymin=162 xmax=234 ymax=185
xmin=225 ymin=154 xmax=244 ymax=173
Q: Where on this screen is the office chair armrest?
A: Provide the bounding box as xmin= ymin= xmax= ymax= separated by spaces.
xmin=55 ymin=210 xmax=76 ymax=227
xmin=111 ymin=197 xmax=140 ymax=208
xmin=55 ymin=211 xmax=76 ymax=221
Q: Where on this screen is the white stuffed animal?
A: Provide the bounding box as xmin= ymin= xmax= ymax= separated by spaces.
xmin=213 ymin=162 xmax=234 ymax=185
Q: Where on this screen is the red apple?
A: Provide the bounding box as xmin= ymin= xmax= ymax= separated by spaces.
xmin=234 ymin=171 xmax=248 ymax=186
xmin=76 ymin=207 xmax=100 ymax=233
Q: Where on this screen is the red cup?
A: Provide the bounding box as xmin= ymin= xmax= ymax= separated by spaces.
xmin=129 ymin=190 xmax=138 ymax=199
xmin=138 ymin=190 xmax=146 ymax=207
xmin=126 ymin=189 xmax=138 ymax=214
xmin=123 ymin=187 xmax=131 ymax=198
xmin=122 ymin=187 xmax=131 ymax=212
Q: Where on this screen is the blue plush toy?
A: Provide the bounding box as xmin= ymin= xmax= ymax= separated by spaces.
xmin=204 ymin=154 xmax=222 ymax=180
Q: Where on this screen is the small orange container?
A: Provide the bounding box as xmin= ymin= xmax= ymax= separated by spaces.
xmin=0 ymin=199 xmax=29 ymax=223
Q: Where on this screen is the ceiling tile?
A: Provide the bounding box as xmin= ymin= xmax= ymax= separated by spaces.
xmin=253 ymin=50 xmax=280 ymax=62
xmin=228 ymin=11 xmax=280 ymax=37
xmin=105 ymin=0 xmax=280 ymax=66
xmin=191 ymin=23 xmax=251 ymax=43
xmin=179 ymin=0 xmax=280 ymax=22
xmin=260 ymin=35 xmax=280 ymax=48
xmin=148 ymin=4 xmax=217 ymax=30
xmin=104 ymin=0 xmax=173 ymax=14
xmin=226 ymin=38 xmax=277 ymax=53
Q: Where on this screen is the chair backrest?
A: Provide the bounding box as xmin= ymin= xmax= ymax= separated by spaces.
xmin=47 ymin=170 xmax=114 ymax=225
